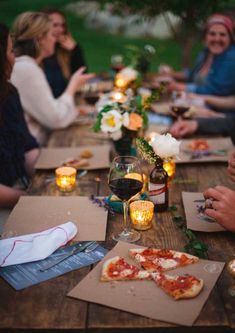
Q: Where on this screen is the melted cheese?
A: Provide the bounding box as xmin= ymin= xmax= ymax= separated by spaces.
xmin=135 ymin=253 xmax=146 ymax=262
xmin=153 ymin=258 xmax=177 ymax=269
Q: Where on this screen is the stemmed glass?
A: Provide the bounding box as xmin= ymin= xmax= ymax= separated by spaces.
xmin=108 ymin=156 xmax=143 ymax=242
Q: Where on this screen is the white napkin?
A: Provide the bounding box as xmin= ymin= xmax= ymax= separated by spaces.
xmin=0 ymin=221 xmax=77 ymax=267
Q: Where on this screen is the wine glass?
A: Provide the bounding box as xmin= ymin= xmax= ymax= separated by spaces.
xmin=170 ymin=93 xmax=190 ymax=119
xmin=110 ymin=54 xmax=124 ymax=73
xmin=108 ymin=156 xmax=143 ymax=242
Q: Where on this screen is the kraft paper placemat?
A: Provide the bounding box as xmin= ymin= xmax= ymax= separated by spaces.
xmin=68 ymin=241 xmax=224 ymax=326
xmin=4 ymin=196 xmax=108 ymax=241
xmin=182 ymin=192 xmax=225 ymax=232
xmin=177 ymin=137 xmax=234 ymax=163
xmin=35 ymin=144 xmax=110 ymax=170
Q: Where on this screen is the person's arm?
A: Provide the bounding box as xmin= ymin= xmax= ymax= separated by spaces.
xmin=228 ymin=151 xmax=235 ymax=182
xmin=0 ymin=184 xmax=25 ymax=209
xmin=12 ymin=61 xmax=93 ymax=130
xmin=204 ymin=95 xmax=235 ymax=110
xmin=24 ymin=148 xmax=40 ymax=177
xmin=197 ymin=117 xmax=235 ymax=143
xmin=203 ymin=186 xmax=235 ymax=232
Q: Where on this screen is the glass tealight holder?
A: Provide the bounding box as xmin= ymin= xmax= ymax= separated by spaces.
xmin=130 ymin=200 xmax=154 ymax=231
xmin=163 ymin=158 xmax=176 ymax=182
xmin=55 ymin=167 xmax=77 ymax=192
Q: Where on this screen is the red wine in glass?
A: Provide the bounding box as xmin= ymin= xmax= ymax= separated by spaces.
xmin=171 ymin=105 xmax=190 ymax=119
xmin=109 ymin=178 xmax=143 ymax=202
xmin=108 ymin=156 xmax=143 ymax=242
xmin=84 ymin=93 xmax=100 ymax=105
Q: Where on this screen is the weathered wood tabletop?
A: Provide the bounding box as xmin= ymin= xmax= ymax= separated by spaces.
xmin=1 ymin=122 xmax=235 ymax=333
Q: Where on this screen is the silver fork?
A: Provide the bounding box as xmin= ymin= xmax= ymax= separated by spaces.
xmin=84 ymin=242 xmax=99 ymax=253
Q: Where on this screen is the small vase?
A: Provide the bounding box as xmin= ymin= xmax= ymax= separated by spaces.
xmin=113 ymin=135 xmax=132 ymax=156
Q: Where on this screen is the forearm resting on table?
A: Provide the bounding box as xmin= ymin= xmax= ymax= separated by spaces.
xmin=203 ymin=95 xmax=235 ymax=110
xmin=0 ymin=184 xmax=26 ymax=209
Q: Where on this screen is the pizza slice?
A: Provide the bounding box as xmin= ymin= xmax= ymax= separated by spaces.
xmin=152 ymin=272 xmax=203 ymax=300
xmin=129 ymin=248 xmax=199 ymax=272
xmin=63 ymin=158 xmax=89 ymax=169
xmin=100 ymin=256 xmax=152 ymax=281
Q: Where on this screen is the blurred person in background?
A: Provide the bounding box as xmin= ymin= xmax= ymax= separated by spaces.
xmin=43 ymin=8 xmax=87 ymax=97
xmin=0 ymin=23 xmax=39 ymax=208
xmin=11 ymin=12 xmax=93 ymax=145
xmin=157 ymin=14 xmax=235 ymax=97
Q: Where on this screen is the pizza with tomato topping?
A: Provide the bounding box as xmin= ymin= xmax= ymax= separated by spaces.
xmin=129 ymin=248 xmax=199 ymax=272
xmin=151 ymin=272 xmax=204 ymax=300
xmin=63 ymin=158 xmax=89 ymax=169
xmin=100 ymin=256 xmax=151 ymax=281
xmin=188 ymin=139 xmax=209 ymax=151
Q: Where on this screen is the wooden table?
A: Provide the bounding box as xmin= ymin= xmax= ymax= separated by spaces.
xmin=1 ymin=122 xmax=235 ymax=333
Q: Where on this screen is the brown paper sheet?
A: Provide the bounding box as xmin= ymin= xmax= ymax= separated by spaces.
xmin=35 ymin=144 xmax=111 ymax=169
xmin=182 ymin=192 xmax=225 ymax=232
xmin=177 ymin=137 xmax=234 ymax=163
xmin=68 ymin=241 xmax=224 ymax=326
xmin=4 ymin=196 xmax=108 ymax=241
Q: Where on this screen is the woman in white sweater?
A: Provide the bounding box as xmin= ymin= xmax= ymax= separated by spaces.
xmin=11 ymin=12 xmax=94 ymax=145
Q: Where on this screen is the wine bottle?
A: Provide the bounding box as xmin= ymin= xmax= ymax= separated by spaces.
xmin=148 ymin=159 xmax=168 ymax=212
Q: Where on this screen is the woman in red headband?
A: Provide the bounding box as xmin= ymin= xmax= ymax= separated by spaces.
xmin=159 ymin=13 xmax=235 ymax=96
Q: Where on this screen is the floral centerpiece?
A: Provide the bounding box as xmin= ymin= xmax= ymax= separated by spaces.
xmin=137 ymin=134 xmax=181 ymax=180
xmin=93 ymin=91 xmax=149 ymax=155
xmin=137 ymin=134 xmax=181 ymax=163
xmin=114 ymin=66 xmax=141 ymax=92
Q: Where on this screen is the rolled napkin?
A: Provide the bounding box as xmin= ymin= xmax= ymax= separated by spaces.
xmin=0 ymin=221 xmax=77 ymax=267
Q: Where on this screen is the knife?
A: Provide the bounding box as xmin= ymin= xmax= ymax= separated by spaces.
xmin=39 ymin=241 xmax=95 ymax=272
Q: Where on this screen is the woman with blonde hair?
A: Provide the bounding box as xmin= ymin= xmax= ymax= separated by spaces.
xmin=11 ymin=12 xmax=93 ymax=145
xmin=42 ymin=8 xmax=87 ymax=97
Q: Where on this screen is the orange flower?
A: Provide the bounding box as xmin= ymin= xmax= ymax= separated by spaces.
xmin=127 ymin=113 xmax=143 ymax=131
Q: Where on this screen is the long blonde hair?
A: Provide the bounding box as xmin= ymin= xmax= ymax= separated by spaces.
xmin=13 ymin=12 xmax=51 ymax=58
xmin=42 ymin=8 xmax=72 ymax=79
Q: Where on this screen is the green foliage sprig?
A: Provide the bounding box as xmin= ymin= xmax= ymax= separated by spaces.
xmin=136 ymin=137 xmax=162 ymax=164
xmin=169 ymin=205 xmax=208 ymax=258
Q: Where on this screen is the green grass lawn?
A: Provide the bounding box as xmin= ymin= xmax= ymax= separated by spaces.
xmin=0 ymin=0 xmax=201 ymax=72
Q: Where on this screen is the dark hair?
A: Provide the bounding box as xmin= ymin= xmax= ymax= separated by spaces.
xmin=42 ymin=7 xmax=68 ymax=33
xmin=0 ymin=23 xmax=13 ymax=105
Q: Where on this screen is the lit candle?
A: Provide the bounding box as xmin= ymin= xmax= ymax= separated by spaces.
xmin=111 ymin=90 xmax=126 ymax=103
xmin=55 ymin=167 xmax=77 ymax=192
xmin=163 ymin=158 xmax=176 ymax=181
xmin=115 ymin=77 xmax=127 ymax=89
xmin=130 ymin=200 xmax=154 ymax=230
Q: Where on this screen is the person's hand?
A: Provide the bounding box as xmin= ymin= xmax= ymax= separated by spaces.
xmin=228 ymin=150 xmax=235 ymax=182
xmin=169 ymin=119 xmax=198 ymax=138
xmin=203 ymin=185 xmax=235 ymax=232
xmin=58 ymin=33 xmax=76 ymax=50
xmin=66 ymin=67 xmax=95 ymax=96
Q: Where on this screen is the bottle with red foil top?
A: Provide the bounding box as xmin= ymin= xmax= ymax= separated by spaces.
xmin=148 ymin=159 xmax=168 ymax=212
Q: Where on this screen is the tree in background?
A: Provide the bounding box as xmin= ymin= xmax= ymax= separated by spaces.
xmin=93 ymin=0 xmax=235 ymax=68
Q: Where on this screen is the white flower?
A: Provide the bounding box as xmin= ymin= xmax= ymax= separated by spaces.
xmin=101 ymin=110 xmax=123 ymax=133
xmin=118 ymin=66 xmax=138 ymax=83
xmin=144 ymin=44 xmax=156 ymax=55
xmin=151 ymin=133 xmax=181 ymax=159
